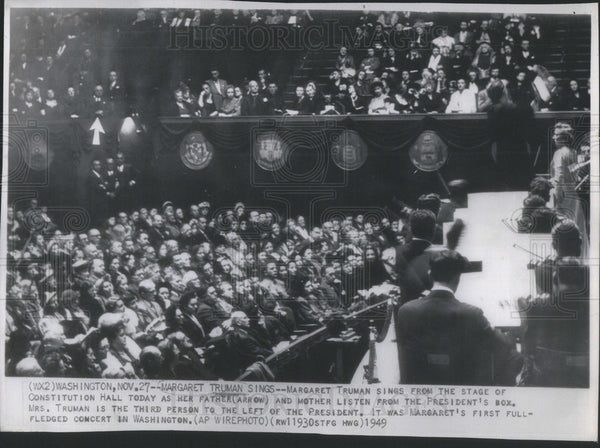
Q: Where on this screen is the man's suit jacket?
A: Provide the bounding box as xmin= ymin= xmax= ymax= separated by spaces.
xmin=86 ymin=170 xmax=106 ymax=201
xmin=545 ymin=87 xmax=567 ymax=111
xmin=417 ymin=92 xmax=445 ymax=113
xmin=115 ymin=163 xmax=136 ymax=194
xmin=148 ymin=225 xmax=173 ymax=246
xmin=87 ymin=96 xmax=112 ymax=118
xmin=396 ymin=289 xmax=520 ymax=385
xmin=165 ymin=100 xmax=193 ymax=117
xmin=449 ymin=53 xmax=471 ymax=79
xmin=18 ymin=101 xmax=43 ymax=118
xmin=241 ymin=93 xmax=271 ymax=116
xmin=104 ymin=170 xmax=119 ymax=194
xmin=106 ymin=82 xmax=124 ymax=102
xmin=497 ymin=55 xmax=517 ymax=81
xmin=40 ymin=64 xmax=60 ymax=90
xmin=205 ymin=79 xmax=228 ymax=110
xmin=516 ymin=50 xmax=537 ymax=70
xmin=453 ymin=30 xmax=474 ymax=48
xmin=173 ymin=351 xmax=219 ymax=380
xmin=196 ymin=299 xmax=229 ymax=332
xmin=298 ymin=95 xmax=323 ymax=115
xmin=181 ymin=312 xmax=207 ymax=346
xmin=392 ymin=239 xmax=436 ymax=304
xmin=565 ymin=90 xmax=589 ymax=110
xmin=225 ymin=327 xmax=273 ymax=374
xmin=13 ymin=61 xmax=33 ymax=82
xmin=345 ymin=95 xmax=368 ymax=114
xmin=404 ymin=55 xmax=424 ymax=78
xmin=381 ymin=55 xmax=401 ymax=73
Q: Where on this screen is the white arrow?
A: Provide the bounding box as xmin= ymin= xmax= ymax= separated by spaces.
xmin=89 ymin=117 xmax=105 ymax=146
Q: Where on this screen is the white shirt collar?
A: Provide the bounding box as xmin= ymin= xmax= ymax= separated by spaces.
xmin=431 ymin=284 xmax=455 ymax=294
xmin=411 ymin=237 xmax=430 ymax=243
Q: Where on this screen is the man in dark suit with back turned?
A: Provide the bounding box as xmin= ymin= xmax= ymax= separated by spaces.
xmin=383 ymin=209 xmax=438 ymax=305
xmin=396 ymin=250 xmax=522 ymax=385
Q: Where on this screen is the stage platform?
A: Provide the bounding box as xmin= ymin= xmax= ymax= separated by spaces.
xmin=444 ymin=191 xmax=554 ymax=328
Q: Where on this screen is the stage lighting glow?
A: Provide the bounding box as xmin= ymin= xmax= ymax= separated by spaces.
xmin=120 ymin=116 xmax=137 ymax=136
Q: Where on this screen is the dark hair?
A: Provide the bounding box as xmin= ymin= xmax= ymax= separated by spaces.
xmin=409 ymin=209 xmax=436 ymax=241
xmin=371 ymin=81 xmax=384 ymax=93
xmin=487 ymin=81 xmax=505 ymax=104
xmin=528 ymin=207 xmax=557 ymax=233
xmin=178 ymin=290 xmax=197 ymax=311
xmin=555 ymin=257 xmax=586 ymax=289
xmin=529 ymin=177 xmax=552 ymax=203
xmin=101 ymin=320 xmax=125 ymax=341
xmin=430 ymin=250 xmax=468 ymax=283
xmin=157 ymin=338 xmax=178 ymax=366
xmin=40 ymin=351 xmax=64 ymax=376
xmin=417 ymin=193 xmax=442 ymax=217
xmin=523 ymin=194 xmax=546 ymax=209
xmin=164 ymin=305 xmax=181 ymax=329
xmin=140 ymin=346 xmax=162 ymax=377
xmin=552 ymin=220 xmax=581 ymax=257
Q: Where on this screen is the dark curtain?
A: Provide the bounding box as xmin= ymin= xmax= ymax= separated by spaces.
xmin=8 ymin=113 xmax=589 ymax=221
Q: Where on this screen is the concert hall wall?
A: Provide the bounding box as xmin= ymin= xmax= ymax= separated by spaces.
xmin=7 ymin=112 xmax=589 ymax=222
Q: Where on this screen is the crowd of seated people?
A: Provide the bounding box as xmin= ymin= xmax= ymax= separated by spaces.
xmin=318 ymin=13 xmax=590 ymax=115
xmin=5 ymin=193 xmax=414 ymax=380
xmin=166 ymin=69 xmax=286 ymax=118
xmin=164 ymin=12 xmax=590 ymax=116
xmin=9 ymin=9 xmax=590 ymax=121
xmin=8 ymin=8 xmax=313 ymax=120
xmin=6 ymin=140 xmax=589 ymax=384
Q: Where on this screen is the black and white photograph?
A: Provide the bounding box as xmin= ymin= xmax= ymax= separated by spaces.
xmin=1 ymin=1 xmax=597 ymax=440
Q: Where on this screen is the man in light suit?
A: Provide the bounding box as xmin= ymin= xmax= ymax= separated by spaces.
xmin=205 ymin=69 xmax=228 ymax=111
xmin=396 ymin=250 xmax=522 ymax=385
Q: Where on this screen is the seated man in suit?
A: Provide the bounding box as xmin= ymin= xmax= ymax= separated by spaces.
xmin=454 ymin=21 xmax=474 ymax=50
xmin=225 ymin=311 xmax=273 ymax=377
xmin=178 ymin=290 xmax=208 ymax=346
xmin=241 ymin=80 xmax=271 ymax=116
xmin=397 ymin=250 xmax=522 ymax=385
